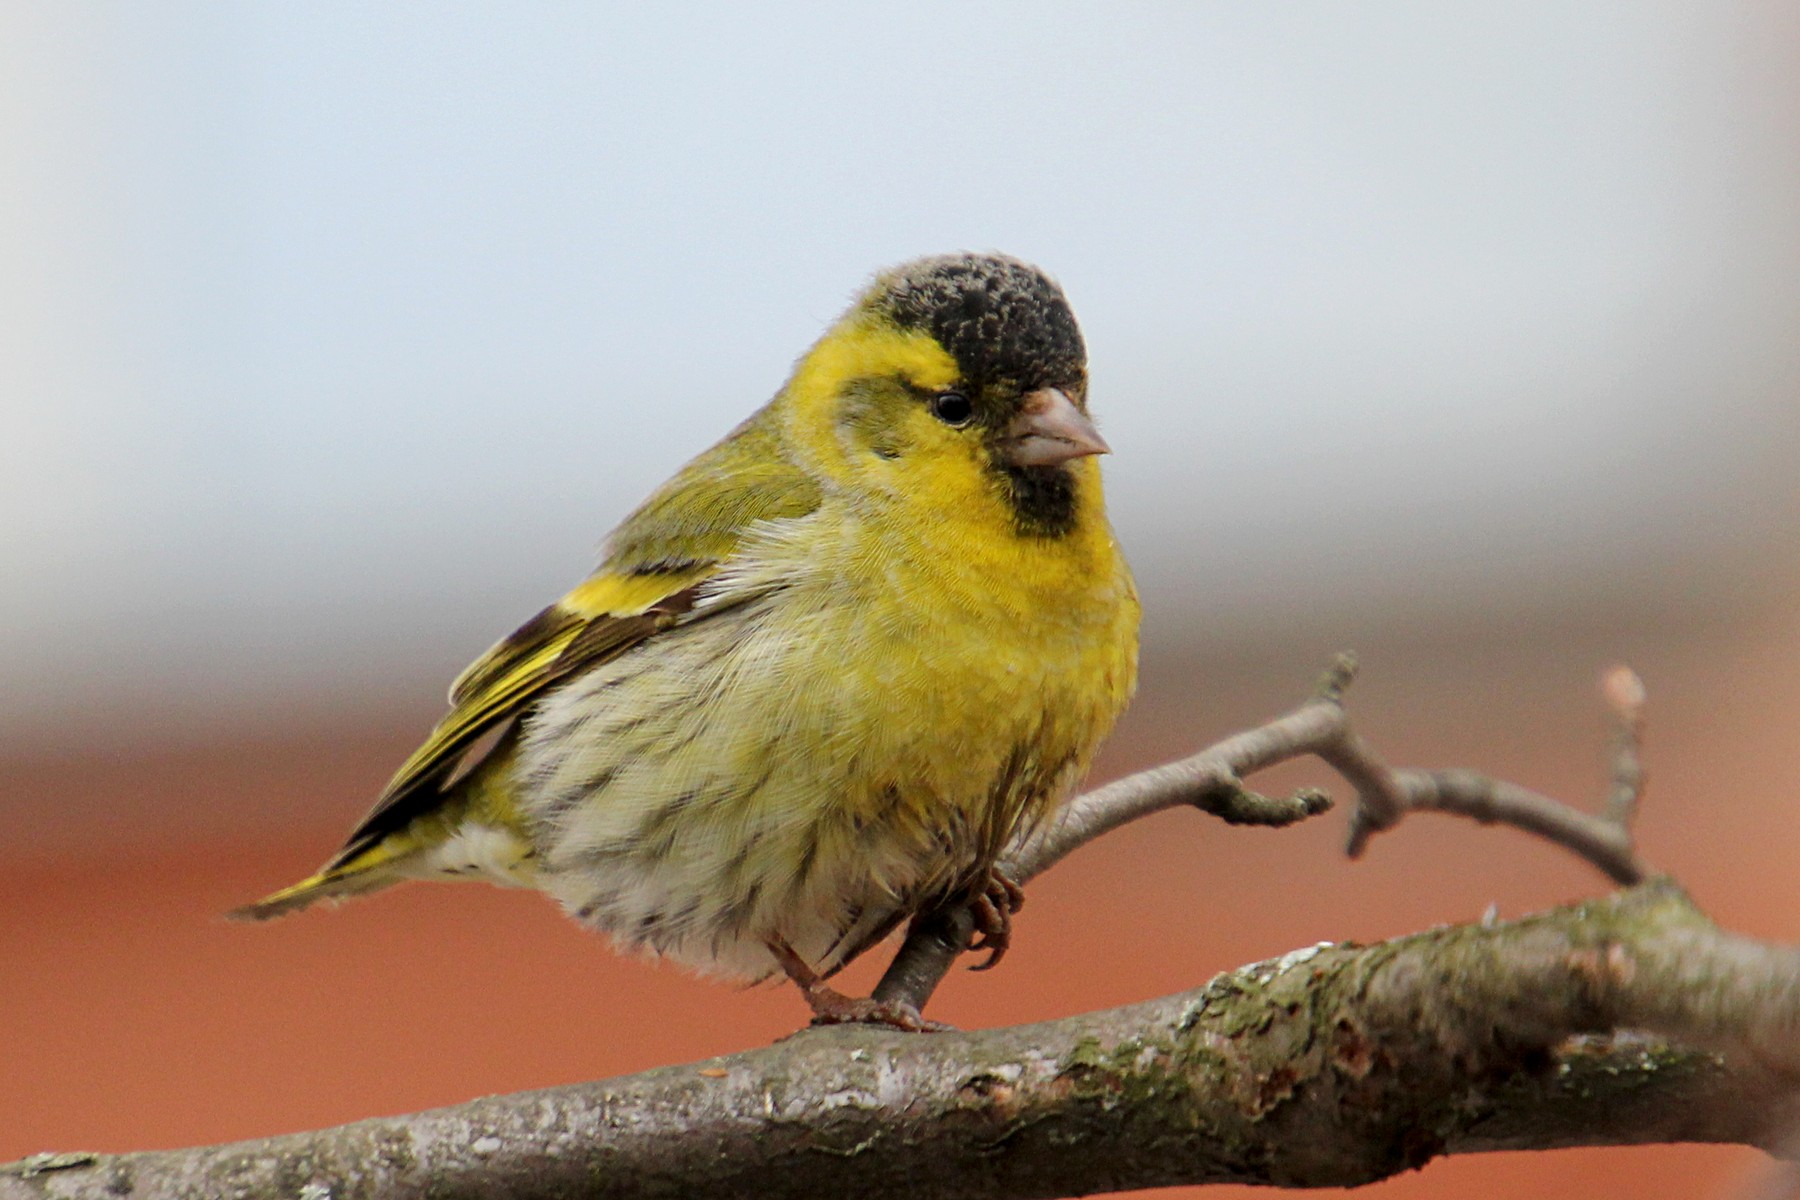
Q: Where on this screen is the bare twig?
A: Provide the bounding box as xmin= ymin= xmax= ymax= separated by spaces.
xmin=1336 ymin=659 xmax=1648 ymax=878
xmin=9 ymin=882 xmax=1796 ymax=1200
xmin=1388 ymin=768 xmax=1642 ymax=885
xmin=877 ymin=656 xmax=1653 ymax=1014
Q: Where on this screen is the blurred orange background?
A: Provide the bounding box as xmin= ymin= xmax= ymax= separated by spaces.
xmin=5 ymin=5 xmax=1800 ymax=1197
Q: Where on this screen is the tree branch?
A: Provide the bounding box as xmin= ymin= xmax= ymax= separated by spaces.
xmin=7 ymin=882 xmax=1796 ymax=1199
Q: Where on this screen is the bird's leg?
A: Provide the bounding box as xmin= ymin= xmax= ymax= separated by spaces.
xmin=966 ymin=864 xmax=1026 ymax=972
xmin=766 ymin=937 xmax=950 ymax=1032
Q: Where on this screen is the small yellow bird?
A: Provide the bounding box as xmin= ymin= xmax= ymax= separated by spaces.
xmin=235 ymin=253 xmax=1140 ymax=1028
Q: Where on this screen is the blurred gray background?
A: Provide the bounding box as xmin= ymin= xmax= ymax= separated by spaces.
xmin=3 ymin=1 xmax=1797 ymax=741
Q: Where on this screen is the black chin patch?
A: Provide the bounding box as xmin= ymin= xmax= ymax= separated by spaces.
xmin=1002 ymin=463 xmax=1079 ymax=538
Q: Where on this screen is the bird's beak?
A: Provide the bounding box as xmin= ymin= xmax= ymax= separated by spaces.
xmin=1002 ymin=388 xmax=1111 ymax=467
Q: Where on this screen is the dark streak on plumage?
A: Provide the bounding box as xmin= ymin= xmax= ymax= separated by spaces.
xmin=625 ymin=557 xmax=706 ymax=577
xmin=554 ymin=708 xmax=655 ymax=766
xmin=792 ymin=827 xmax=821 ymax=891
xmin=633 ymin=906 xmax=666 ymax=941
xmin=575 ymin=885 xmax=620 ymax=923
xmin=649 ymin=717 xmax=707 ymax=764
xmin=719 ymin=881 xmax=763 ymax=937
xmin=862 ymin=786 xmax=901 ymax=843
xmin=541 ymin=762 xmax=624 ymax=824
xmin=567 ymin=842 xmax=636 ymax=871
xmin=633 ymin=786 xmax=700 ymax=859
xmin=667 ymin=894 xmax=701 ymax=931
xmin=815 ymin=901 xmax=867 ymax=968
xmin=728 ymin=757 xmax=780 ymax=820
xmin=722 ymin=829 xmax=763 ymax=884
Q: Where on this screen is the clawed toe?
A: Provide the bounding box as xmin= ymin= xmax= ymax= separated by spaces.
xmin=807 ymin=994 xmax=952 ymax=1032
xmin=967 ymin=866 xmax=1025 ymax=971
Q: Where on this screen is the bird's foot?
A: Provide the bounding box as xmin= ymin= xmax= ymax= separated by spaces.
xmin=966 ymin=865 xmax=1026 ymax=972
xmin=767 ymin=936 xmax=952 ymax=1032
xmin=804 ymin=990 xmax=952 ymax=1032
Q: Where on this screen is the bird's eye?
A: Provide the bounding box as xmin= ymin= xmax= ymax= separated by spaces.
xmin=928 ymin=391 xmax=974 ymax=427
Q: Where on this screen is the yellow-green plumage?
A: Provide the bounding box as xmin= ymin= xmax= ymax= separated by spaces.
xmin=236 ymin=252 xmax=1139 ymax=998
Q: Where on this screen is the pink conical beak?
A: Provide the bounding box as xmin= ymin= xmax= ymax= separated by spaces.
xmin=1002 ymin=388 xmax=1110 ymax=467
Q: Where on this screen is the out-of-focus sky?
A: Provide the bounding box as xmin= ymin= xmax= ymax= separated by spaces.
xmin=4 ymin=2 xmax=1798 ymax=746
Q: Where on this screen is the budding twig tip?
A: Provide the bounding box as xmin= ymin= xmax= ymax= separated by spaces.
xmin=1602 ymin=666 xmax=1646 ymax=724
xmin=1315 ymin=652 xmax=1360 ymax=703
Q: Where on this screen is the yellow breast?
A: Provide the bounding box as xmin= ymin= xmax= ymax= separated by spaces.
xmin=738 ymin=451 xmax=1139 ymax=857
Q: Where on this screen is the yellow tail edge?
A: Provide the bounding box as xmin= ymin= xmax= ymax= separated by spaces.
xmin=226 ymin=842 xmax=408 ymax=922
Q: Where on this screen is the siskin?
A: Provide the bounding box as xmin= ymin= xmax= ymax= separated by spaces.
xmin=235 ymin=253 xmax=1140 ymax=1028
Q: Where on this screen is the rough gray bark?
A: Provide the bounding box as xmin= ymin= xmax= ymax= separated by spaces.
xmin=5 ymin=882 xmax=1798 ymax=1199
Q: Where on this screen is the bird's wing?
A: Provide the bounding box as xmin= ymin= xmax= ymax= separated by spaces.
xmin=322 ymin=405 xmax=820 ymax=869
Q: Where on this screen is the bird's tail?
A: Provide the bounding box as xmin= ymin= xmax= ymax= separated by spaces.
xmin=229 ymin=745 xmax=535 ymax=921
xmin=226 ymin=840 xmax=412 ymax=921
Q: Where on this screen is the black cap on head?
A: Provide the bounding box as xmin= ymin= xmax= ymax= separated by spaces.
xmin=873 ymin=253 xmax=1086 ymax=391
